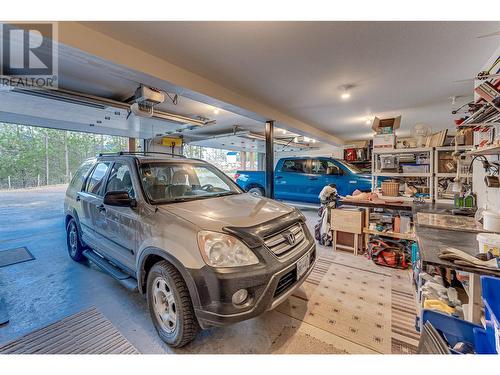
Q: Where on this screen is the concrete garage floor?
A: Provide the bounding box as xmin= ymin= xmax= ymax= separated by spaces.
xmin=0 ymin=185 xmax=418 ymax=354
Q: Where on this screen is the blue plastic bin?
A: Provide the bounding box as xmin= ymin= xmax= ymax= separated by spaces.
xmin=480 ymin=276 xmax=500 ymax=354
xmin=421 ymin=309 xmax=494 ymax=354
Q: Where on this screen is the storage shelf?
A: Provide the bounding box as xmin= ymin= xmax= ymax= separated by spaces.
xmin=435 ymin=173 xmax=471 ymax=178
xmin=467 ymin=145 xmax=500 ymax=156
xmin=435 ymin=146 xmax=473 ymax=151
xmin=377 ymin=194 xmax=432 ymax=202
xmin=373 ymin=172 xmax=431 ymax=177
xmin=363 ymin=228 xmax=416 ymax=240
xmin=373 ymin=147 xmax=432 ymax=154
xmin=458 ymin=122 xmax=500 ymax=128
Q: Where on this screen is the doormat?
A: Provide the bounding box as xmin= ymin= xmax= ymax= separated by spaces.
xmin=277 ymin=255 xmax=419 ymax=354
xmin=0 ymin=247 xmax=34 ymax=268
xmin=0 ymin=297 xmax=9 ymax=326
xmin=0 ymin=307 xmax=139 ymax=354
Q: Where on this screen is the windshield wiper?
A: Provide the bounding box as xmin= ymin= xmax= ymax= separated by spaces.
xmin=153 ymin=191 xmax=239 ymax=204
xmin=211 ymin=191 xmax=239 ymax=197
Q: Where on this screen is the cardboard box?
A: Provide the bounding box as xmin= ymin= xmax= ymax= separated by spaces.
xmin=373 ymin=134 xmax=396 ymax=149
xmin=372 ymin=116 xmax=401 ymax=134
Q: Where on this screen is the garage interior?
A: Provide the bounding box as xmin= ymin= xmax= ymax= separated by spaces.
xmin=1 ymin=20 xmax=500 ymax=355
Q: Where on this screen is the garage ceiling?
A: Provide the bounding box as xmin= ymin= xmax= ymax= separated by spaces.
xmin=82 ymin=21 xmax=500 ymax=141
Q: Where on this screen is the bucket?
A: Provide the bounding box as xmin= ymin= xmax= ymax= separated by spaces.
xmin=477 ymin=233 xmax=500 ymax=257
xmin=483 ymin=210 xmax=500 ymax=232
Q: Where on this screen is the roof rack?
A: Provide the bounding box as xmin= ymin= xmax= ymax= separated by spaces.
xmin=98 ymin=151 xmax=186 ymax=158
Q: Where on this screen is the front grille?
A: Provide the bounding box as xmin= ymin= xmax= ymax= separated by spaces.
xmin=273 ymin=268 xmax=297 ymax=298
xmin=264 ymin=223 xmax=306 ymax=257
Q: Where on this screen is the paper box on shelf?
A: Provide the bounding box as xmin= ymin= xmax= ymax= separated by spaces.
xmin=372 ymin=116 xmax=401 ymax=134
xmin=373 ymin=134 xmax=396 ymax=149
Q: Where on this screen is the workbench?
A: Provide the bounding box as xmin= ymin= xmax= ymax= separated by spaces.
xmin=339 ymin=199 xmax=416 ymax=246
xmin=415 ymin=224 xmax=500 ymax=323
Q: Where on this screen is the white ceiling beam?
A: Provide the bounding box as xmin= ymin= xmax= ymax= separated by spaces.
xmin=57 ymin=22 xmax=345 ymax=146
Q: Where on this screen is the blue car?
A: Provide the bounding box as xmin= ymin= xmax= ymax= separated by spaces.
xmin=235 ymin=157 xmax=373 ymax=204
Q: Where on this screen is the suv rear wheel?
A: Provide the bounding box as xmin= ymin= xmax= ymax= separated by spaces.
xmin=66 ymin=218 xmax=85 ymax=262
xmin=147 ymin=260 xmax=200 ymax=347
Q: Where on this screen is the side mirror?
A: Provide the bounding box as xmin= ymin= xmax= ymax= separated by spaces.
xmin=104 ymin=191 xmax=137 ymax=208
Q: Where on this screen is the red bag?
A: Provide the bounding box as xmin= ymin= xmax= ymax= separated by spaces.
xmin=368 ymin=239 xmax=410 ymax=269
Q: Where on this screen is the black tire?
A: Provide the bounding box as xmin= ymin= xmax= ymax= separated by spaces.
xmin=248 ymin=186 xmax=264 ymax=196
xmin=66 ymin=218 xmax=85 ymax=262
xmin=147 ymin=260 xmax=200 ymax=347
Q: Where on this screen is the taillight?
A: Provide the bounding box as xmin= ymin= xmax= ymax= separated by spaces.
xmin=233 ymin=173 xmax=240 ymax=181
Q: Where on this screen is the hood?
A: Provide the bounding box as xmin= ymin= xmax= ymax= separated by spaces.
xmin=159 ymin=193 xmax=294 ymax=232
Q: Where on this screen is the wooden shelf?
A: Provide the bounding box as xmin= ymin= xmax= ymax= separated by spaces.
xmin=467 ymin=145 xmax=500 ymax=156
xmin=458 ymin=122 xmax=500 ymax=129
xmin=363 ymin=228 xmax=416 ymax=240
xmin=373 ymin=172 xmax=431 ymax=177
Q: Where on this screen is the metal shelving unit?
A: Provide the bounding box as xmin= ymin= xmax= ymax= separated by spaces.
xmin=372 ymin=147 xmax=434 ymax=201
xmin=434 ymin=146 xmax=473 ymax=204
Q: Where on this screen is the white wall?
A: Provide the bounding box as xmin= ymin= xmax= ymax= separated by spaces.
xmin=274 ymin=144 xmax=343 ymax=167
xmin=473 ymin=154 xmax=500 ymax=211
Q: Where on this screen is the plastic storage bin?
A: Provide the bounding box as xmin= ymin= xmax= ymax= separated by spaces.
xmin=481 ymin=276 xmax=500 ymax=353
xmin=401 ymin=163 xmax=429 ymax=174
xmin=421 ymin=309 xmax=495 ymax=354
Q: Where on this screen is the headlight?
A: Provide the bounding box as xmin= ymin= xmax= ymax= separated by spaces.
xmin=197 ymin=231 xmax=259 ymax=267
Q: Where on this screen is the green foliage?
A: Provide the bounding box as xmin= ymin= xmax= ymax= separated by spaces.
xmin=0 ymin=123 xmax=127 ymax=189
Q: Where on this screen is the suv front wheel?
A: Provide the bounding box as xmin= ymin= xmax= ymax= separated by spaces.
xmin=147 ymin=260 xmax=200 ymax=347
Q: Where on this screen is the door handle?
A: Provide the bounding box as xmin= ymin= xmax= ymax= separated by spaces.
xmin=76 ymin=195 xmax=81 ymax=202
xmin=97 ymin=204 xmax=106 ymax=213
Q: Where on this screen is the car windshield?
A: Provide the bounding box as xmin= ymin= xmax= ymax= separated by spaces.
xmin=139 ymin=162 xmax=242 ymax=203
xmin=335 ymin=160 xmax=364 ymax=174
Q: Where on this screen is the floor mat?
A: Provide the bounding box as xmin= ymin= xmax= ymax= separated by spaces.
xmin=277 ymin=255 xmax=420 ymax=354
xmin=0 ymin=307 xmax=139 ymax=354
xmin=0 ymin=247 xmax=34 ymax=268
xmin=270 ymin=326 xmax=348 ymax=354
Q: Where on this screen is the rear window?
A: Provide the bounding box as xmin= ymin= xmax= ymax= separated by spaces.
xmin=281 ymin=159 xmax=308 ymax=173
xmin=67 ymin=159 xmax=95 ymax=195
xmin=84 ymin=162 xmax=111 ymax=196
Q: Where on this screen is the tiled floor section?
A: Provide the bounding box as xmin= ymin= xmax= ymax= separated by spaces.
xmin=278 ymin=248 xmax=420 ymax=354
xmin=0 ymin=307 xmax=138 ymax=354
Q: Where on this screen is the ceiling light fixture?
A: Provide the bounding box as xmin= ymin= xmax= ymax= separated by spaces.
xmin=339 ymin=84 xmax=354 ymax=100
xmin=213 ymin=108 xmax=220 ymax=115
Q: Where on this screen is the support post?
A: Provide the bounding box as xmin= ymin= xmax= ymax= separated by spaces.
xmin=128 ymin=138 xmax=136 ymax=152
xmin=240 ymin=151 xmax=247 ymax=171
xmin=265 ymin=120 xmax=275 ymax=199
xmin=257 ymin=153 xmax=265 ymax=170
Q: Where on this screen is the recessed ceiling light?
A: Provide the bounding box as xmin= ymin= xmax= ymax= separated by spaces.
xmin=339 ymin=84 xmax=354 ymax=100
xmin=341 ymin=92 xmax=351 ymax=100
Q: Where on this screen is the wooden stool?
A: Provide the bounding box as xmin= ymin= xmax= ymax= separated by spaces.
xmin=330 ymin=208 xmax=364 ymax=255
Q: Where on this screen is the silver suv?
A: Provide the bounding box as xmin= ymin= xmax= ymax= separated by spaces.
xmin=64 ymin=152 xmax=316 ymax=347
